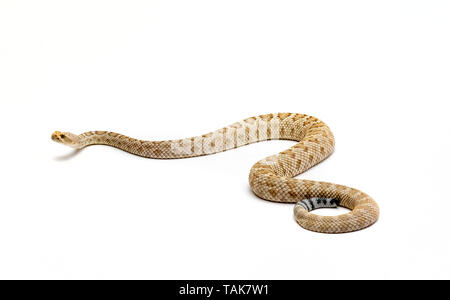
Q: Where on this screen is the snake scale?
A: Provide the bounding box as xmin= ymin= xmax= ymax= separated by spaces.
xmin=52 ymin=113 xmax=379 ymax=233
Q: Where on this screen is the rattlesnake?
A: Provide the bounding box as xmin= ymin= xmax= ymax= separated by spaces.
xmin=52 ymin=113 xmax=379 ymax=233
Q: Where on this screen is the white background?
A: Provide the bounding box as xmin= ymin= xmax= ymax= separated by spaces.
xmin=1 ymin=1 xmax=449 ymax=279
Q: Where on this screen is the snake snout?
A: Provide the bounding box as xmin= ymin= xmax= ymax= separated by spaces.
xmin=52 ymin=131 xmax=72 ymax=144
xmin=51 ymin=131 xmax=63 ymax=142
xmin=52 ymin=130 xmax=68 ymax=142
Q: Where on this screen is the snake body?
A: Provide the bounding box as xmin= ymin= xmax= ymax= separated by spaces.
xmin=52 ymin=113 xmax=379 ymax=233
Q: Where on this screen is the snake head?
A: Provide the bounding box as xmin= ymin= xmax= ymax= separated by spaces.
xmin=51 ymin=131 xmax=80 ymax=148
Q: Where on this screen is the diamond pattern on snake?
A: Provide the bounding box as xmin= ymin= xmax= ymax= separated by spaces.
xmin=52 ymin=113 xmax=379 ymax=233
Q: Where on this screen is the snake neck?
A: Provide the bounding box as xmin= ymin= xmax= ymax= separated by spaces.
xmin=74 ymin=131 xmax=171 ymax=158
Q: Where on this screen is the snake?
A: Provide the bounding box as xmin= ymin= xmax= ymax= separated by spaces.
xmin=52 ymin=113 xmax=379 ymax=233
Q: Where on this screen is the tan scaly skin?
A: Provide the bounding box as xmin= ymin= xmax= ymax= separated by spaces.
xmin=52 ymin=113 xmax=379 ymax=233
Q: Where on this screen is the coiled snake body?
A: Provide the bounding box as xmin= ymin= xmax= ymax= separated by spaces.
xmin=52 ymin=113 xmax=379 ymax=233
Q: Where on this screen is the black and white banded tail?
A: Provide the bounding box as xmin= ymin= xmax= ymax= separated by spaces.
xmin=295 ymin=197 xmax=339 ymax=212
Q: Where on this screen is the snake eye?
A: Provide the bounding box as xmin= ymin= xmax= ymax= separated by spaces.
xmin=60 ymin=134 xmax=65 ymax=139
